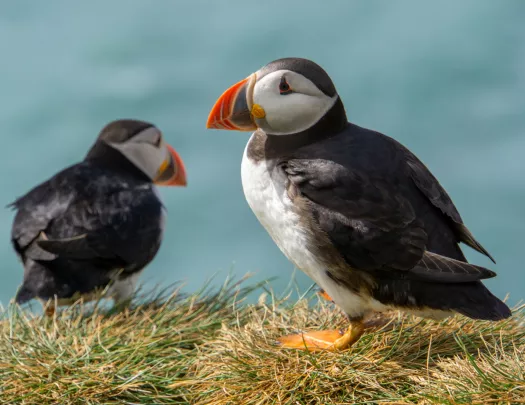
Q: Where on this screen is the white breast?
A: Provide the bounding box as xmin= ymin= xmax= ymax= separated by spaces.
xmin=107 ymin=270 xmax=142 ymax=303
xmin=241 ymin=135 xmax=386 ymax=318
xmin=241 ymin=147 xmax=317 ymax=275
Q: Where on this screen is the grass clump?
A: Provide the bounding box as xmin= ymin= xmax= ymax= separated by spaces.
xmin=0 ymin=278 xmax=523 ymax=405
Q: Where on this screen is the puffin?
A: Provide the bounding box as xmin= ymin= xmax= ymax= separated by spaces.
xmin=206 ymin=57 xmax=511 ymax=351
xmin=10 ymin=119 xmax=186 ymax=314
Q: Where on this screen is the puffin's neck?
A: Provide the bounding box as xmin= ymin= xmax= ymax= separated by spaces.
xmin=248 ymin=97 xmax=348 ymax=161
xmin=84 ymin=141 xmax=151 ymax=182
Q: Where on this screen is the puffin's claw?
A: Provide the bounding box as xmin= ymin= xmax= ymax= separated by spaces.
xmin=276 ymin=320 xmax=364 ymax=352
xmin=44 ymin=303 xmax=55 ymax=318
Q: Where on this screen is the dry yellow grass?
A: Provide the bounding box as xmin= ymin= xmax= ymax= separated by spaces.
xmin=0 ymin=278 xmax=523 ymax=405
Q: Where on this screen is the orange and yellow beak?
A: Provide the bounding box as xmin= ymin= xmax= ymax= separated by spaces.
xmin=206 ymin=73 xmax=263 ymax=131
xmin=154 ymin=144 xmax=187 ymax=187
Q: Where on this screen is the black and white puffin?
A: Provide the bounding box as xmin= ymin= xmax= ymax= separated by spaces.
xmin=10 ymin=119 xmax=186 ymax=314
xmin=206 ymin=57 xmax=511 ymax=350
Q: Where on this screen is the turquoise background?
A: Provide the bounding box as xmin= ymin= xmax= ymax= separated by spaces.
xmin=1 ymin=0 xmax=524 ymax=306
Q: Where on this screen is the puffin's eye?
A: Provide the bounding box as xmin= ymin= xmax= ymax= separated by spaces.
xmin=279 ymin=77 xmax=292 ymax=95
xmin=154 ymin=132 xmax=162 ymax=147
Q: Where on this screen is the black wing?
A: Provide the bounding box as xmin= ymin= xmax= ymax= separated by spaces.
xmin=405 ymin=151 xmax=495 ymax=263
xmin=37 ymin=204 xmax=162 ymax=271
xmin=10 ymin=180 xmax=74 ymax=261
xmin=10 ymin=165 xmax=163 ymax=273
xmin=283 ymin=159 xmax=495 ymax=283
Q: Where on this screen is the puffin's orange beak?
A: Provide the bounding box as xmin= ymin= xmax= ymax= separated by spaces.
xmin=206 ymin=74 xmax=258 ymax=131
xmin=154 ymin=144 xmax=187 ymax=187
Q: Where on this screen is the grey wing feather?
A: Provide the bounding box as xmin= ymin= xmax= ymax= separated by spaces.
xmin=408 ymin=251 xmax=496 ymax=283
xmin=406 ymin=157 xmax=495 ymax=263
xmin=24 ymin=232 xmax=57 ymax=261
xmin=37 ymin=234 xmax=96 ymax=260
xmin=10 ymin=184 xmax=73 ymax=255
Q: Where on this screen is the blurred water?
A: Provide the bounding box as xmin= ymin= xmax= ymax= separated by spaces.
xmin=0 ymin=0 xmax=524 ymax=306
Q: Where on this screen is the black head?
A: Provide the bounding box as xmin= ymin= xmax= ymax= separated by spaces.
xmin=85 ymin=119 xmax=187 ymax=186
xmin=95 ymin=119 xmax=156 ymax=144
xmin=257 ymin=57 xmax=337 ymax=98
xmin=207 ymin=57 xmax=347 ymax=137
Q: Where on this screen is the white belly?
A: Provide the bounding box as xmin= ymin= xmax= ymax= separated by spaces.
xmin=241 ymin=138 xmax=388 ymax=318
xmin=107 ymin=270 xmax=142 ymax=303
xmin=52 ymin=270 xmax=143 ymax=307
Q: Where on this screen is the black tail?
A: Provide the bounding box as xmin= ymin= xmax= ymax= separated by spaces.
xmin=373 ymin=279 xmax=511 ymax=321
xmin=452 ymin=282 xmax=512 ymax=321
xmin=15 ymin=283 xmax=35 ymax=305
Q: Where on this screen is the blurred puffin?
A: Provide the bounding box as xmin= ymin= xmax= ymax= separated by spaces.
xmin=10 ymin=119 xmax=186 ymax=314
xmin=207 ymin=57 xmax=511 ymax=351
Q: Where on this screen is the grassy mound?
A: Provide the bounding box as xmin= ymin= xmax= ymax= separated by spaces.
xmin=0 ymin=278 xmax=523 ymax=404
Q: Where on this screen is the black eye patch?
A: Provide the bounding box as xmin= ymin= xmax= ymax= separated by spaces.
xmin=279 ymin=76 xmax=293 ymax=95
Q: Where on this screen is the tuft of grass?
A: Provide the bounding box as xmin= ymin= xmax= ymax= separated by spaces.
xmin=0 ymin=278 xmax=523 ymax=405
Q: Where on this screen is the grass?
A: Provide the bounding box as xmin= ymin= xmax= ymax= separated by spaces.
xmin=0 ymin=276 xmax=523 ymax=405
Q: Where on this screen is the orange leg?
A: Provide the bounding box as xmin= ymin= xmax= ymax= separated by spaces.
xmin=276 ymin=319 xmax=365 ymax=351
xmin=317 ymin=289 xmax=334 ymax=302
xmin=44 ymin=303 xmax=56 ymax=317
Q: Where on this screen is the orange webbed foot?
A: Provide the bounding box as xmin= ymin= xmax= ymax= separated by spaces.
xmin=276 ymin=320 xmax=364 ymax=352
xmin=44 ymin=304 xmax=55 ymax=317
xmin=317 ymin=289 xmax=334 ymax=303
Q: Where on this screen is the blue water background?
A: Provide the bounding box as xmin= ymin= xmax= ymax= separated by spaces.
xmin=0 ymin=0 xmax=524 ymax=306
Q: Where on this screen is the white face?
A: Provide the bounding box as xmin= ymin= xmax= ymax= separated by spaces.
xmin=252 ymin=69 xmax=338 ymax=135
xmin=107 ymin=127 xmax=171 ymax=181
